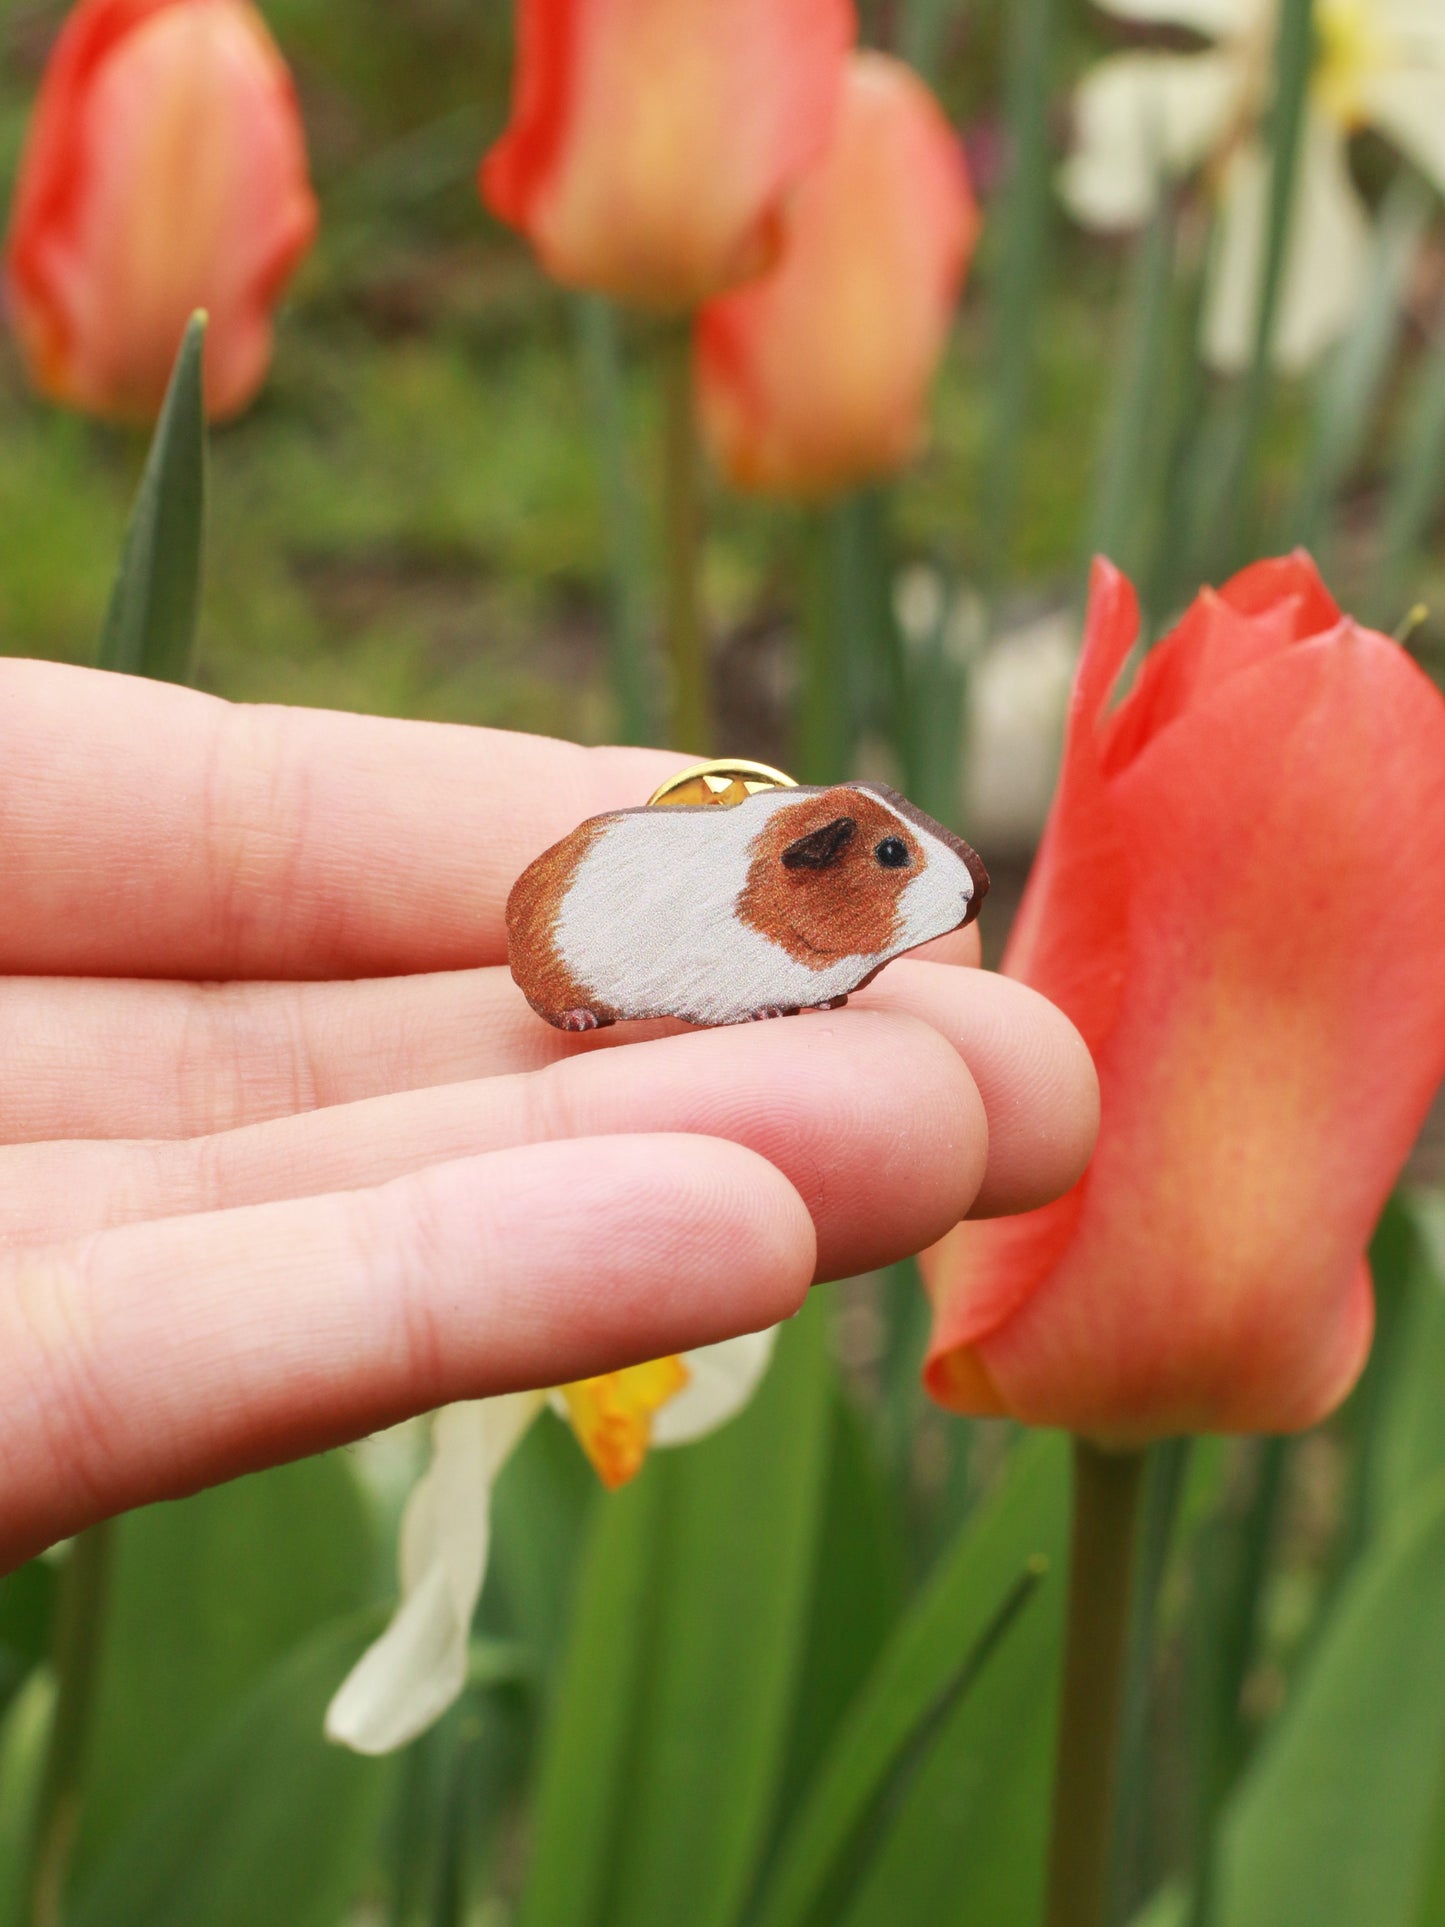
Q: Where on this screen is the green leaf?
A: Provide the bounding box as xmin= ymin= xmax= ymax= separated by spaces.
xmin=97 ymin=312 xmax=207 ymax=683
xmin=0 ymin=1559 xmax=56 ymax=1722
xmin=1183 ymin=1437 xmax=1290 ymax=1927
xmin=1184 ymin=0 xmax=1315 ymax=578
xmin=1088 ymin=197 xmax=1179 ymax=584
xmin=73 ymin=1450 xmax=375 ymax=1879
xmin=0 ymin=1673 xmax=56 ymax=1927
xmin=984 ymin=0 xmax=1060 ymax=572
xmin=1412 ymin=1764 xmax=1445 ymax=1927
xmin=1289 ymin=179 xmax=1429 ymax=554
xmin=490 ymin=1406 xmax=598 ymax=1666
xmin=1366 ymin=324 xmax=1445 ymax=626
xmin=69 ymin=1616 xmax=392 ymax=1927
xmin=754 ymin=1431 xmax=1069 ymax=1927
xmin=1373 ymin=1192 xmax=1445 ymax=1522
xmin=518 ymin=1299 xmax=833 ymax=1927
xmin=515 ymin=1440 xmax=662 ymax=1927
xmin=900 ymin=0 xmax=967 ymax=83
xmin=767 ymin=1390 xmax=906 ymax=1845
xmin=1162 ymin=1469 xmax=1445 ymax=1927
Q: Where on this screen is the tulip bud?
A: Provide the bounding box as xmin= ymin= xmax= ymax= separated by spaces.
xmin=5 ymin=0 xmax=317 ymax=422
xmin=480 ymin=0 xmax=855 ymax=312
xmin=695 ymin=52 xmax=978 ymax=498
xmin=923 ymin=555 xmax=1445 ymax=1440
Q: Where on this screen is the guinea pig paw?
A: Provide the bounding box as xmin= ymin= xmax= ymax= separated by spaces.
xmin=556 ymin=1007 xmax=603 ymax=1033
xmin=744 ymin=1005 xmax=794 ymax=1022
xmin=806 ymin=995 xmax=850 ymax=1013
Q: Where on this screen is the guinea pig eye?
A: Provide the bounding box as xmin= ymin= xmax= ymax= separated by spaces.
xmin=875 ymin=837 xmax=910 ymax=869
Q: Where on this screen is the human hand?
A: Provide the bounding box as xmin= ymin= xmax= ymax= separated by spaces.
xmin=0 ymin=662 xmax=1097 ymax=1566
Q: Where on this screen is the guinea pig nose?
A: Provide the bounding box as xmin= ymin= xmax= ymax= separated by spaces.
xmin=781 ymin=815 xmax=857 ymax=869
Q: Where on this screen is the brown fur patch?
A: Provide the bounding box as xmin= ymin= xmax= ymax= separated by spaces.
xmin=506 ymin=820 xmax=619 ymax=1026
xmin=737 ymin=788 xmax=923 ymax=970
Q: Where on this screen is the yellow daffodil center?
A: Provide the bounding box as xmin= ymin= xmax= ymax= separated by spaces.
xmin=1314 ymin=0 xmax=1387 ymax=127
xmin=560 ymin=1355 xmax=691 ymax=1489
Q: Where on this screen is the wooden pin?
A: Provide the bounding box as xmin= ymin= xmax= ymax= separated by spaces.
xmin=507 ymin=760 xmax=988 ymax=1031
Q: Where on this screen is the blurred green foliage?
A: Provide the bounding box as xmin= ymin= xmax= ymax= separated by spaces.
xmin=0 ymin=0 xmax=1334 ymax=738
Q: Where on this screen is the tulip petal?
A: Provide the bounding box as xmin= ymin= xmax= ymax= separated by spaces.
xmin=1098 ymin=554 xmax=1340 ymax=776
xmin=696 ymin=52 xmax=977 ymax=497
xmin=1005 ymin=558 xmax=1137 ymax=1049
xmin=481 ymin=0 xmax=854 ymax=311
xmin=1218 ymin=551 xmax=1342 ymax=635
xmin=1060 ymin=52 xmax=1241 ymax=232
xmin=966 ymin=623 xmax=1445 ymax=1437
xmin=5 ymin=0 xmax=316 ymax=421
xmin=325 ymin=1393 xmax=543 ymax=1754
xmin=651 ymin=1327 xmax=779 ymax=1445
xmin=1203 ymin=119 xmax=1371 ymax=375
xmin=922 ymin=561 xmax=1137 ymax=1375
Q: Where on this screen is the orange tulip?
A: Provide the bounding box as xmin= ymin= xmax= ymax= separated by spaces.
xmin=695 ymin=51 xmax=978 ymax=497
xmin=480 ymin=0 xmax=854 ymax=312
xmin=5 ymin=0 xmax=317 ymax=422
xmin=924 ymin=556 xmax=1445 ymax=1440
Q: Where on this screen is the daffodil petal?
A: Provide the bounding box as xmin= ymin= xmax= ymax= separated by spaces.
xmin=1060 ymin=52 xmax=1241 ymax=230
xmin=651 ymin=1327 xmax=779 ymax=1446
xmin=324 ymin=1392 xmax=543 ymax=1754
xmin=1360 ymin=68 xmax=1445 ymax=199
xmin=1375 ymin=0 xmax=1445 ymax=58
xmin=1089 ymin=0 xmax=1249 ymax=33
xmin=1202 ymin=118 xmax=1370 ymax=374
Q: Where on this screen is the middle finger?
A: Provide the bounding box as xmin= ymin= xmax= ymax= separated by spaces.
xmin=0 ymin=1011 xmax=987 ymax=1281
xmin=1 ymin=946 xmax=1095 ymax=1219
xmin=0 ymin=938 xmax=983 ymax=1144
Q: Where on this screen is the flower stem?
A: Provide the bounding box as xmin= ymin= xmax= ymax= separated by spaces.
xmin=658 ymin=321 xmax=711 ymax=753
xmin=1109 ymin=1440 xmax=1192 ymax=1923
xmin=799 ymin=508 xmax=850 ymax=784
xmin=572 ymin=295 xmax=657 ymax=747
xmin=1043 ymin=1438 xmax=1147 ymax=1927
xmin=23 ymin=1523 xmax=114 ymax=1927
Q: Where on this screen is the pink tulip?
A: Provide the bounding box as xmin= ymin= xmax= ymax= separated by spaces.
xmin=696 ymin=51 xmax=978 ymax=497
xmin=480 ymin=0 xmax=854 ymax=312
xmin=6 ymin=0 xmax=317 ymax=421
xmin=924 ymin=556 xmax=1445 ymax=1439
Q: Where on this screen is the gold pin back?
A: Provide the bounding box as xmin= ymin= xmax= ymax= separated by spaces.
xmin=647 ymin=757 xmax=798 ymax=809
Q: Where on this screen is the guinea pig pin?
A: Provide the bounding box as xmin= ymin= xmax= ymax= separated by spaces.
xmin=506 ymin=781 xmax=989 ymax=1030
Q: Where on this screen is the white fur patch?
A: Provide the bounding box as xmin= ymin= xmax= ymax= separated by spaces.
xmin=552 ymin=788 xmax=975 ymax=1027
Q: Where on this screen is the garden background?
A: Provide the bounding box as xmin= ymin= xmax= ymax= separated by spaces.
xmin=5 ymin=2 xmax=1445 ymax=1924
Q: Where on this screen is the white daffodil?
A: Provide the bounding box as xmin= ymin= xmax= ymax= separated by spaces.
xmin=325 ymin=1328 xmax=777 ymax=1754
xmin=1061 ymin=0 xmax=1445 ymax=371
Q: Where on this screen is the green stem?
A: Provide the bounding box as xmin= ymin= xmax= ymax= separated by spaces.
xmin=1108 ymin=1439 xmax=1192 ymax=1925
xmin=1189 ymin=0 xmax=1314 ymax=578
xmin=658 ymin=322 xmax=710 ymax=753
xmin=23 ymin=1524 xmax=114 ymax=1927
xmin=799 ymin=509 xmax=850 ymax=785
xmin=572 ymin=296 xmax=657 ymax=747
xmin=1043 ymin=1439 xmax=1147 ymax=1927
xmin=984 ymin=0 xmax=1058 ymax=578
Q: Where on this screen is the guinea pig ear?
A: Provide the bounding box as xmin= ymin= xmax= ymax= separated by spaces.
xmin=781 ymin=815 xmax=857 ymax=870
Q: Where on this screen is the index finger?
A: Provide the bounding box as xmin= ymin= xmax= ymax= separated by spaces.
xmin=0 ymin=1134 xmax=814 ymax=1563
xmin=0 ymin=660 xmax=683 ymax=979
